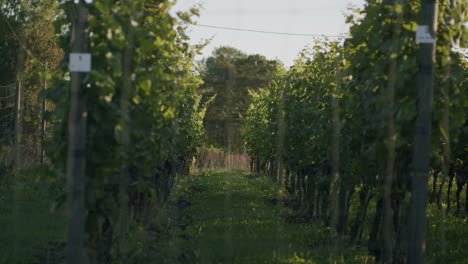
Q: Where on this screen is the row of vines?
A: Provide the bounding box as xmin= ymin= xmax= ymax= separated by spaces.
xmin=2 ymin=0 xmax=207 ymax=263
xmin=244 ymin=0 xmax=467 ymax=263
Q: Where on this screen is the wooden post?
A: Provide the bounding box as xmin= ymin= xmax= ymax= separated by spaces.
xmin=408 ymin=0 xmax=438 ymax=263
xmin=275 ymin=82 xmax=285 ymax=185
xmin=14 ymin=47 xmax=25 ymax=176
xmin=118 ymin=0 xmax=136 ymax=257
xmin=382 ymin=1 xmax=403 ymax=261
xmin=329 ymin=48 xmax=342 ymax=234
xmin=329 ymin=77 xmax=341 ymax=229
xmin=65 ymin=2 xmax=89 ymax=264
xmin=40 ymin=62 xmax=47 ymax=163
xmin=12 ymin=42 xmax=25 ymax=263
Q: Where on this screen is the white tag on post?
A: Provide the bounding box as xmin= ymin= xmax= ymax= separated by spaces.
xmin=69 ymin=53 xmax=92 ymax=72
xmin=415 ymin=25 xmax=435 ymax=44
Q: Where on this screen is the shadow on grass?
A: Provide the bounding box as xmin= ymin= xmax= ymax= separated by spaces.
xmin=0 ymin=182 xmax=66 ymax=264
xmin=153 ymin=171 xmax=371 ymax=264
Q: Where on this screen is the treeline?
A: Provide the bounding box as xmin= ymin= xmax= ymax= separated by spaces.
xmin=244 ymin=0 xmax=467 ymax=263
xmin=199 ymin=46 xmax=282 ymax=152
xmin=1 ymin=0 xmax=207 ymax=263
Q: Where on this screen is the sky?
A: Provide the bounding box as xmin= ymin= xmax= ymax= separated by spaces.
xmin=172 ymin=0 xmax=366 ymax=67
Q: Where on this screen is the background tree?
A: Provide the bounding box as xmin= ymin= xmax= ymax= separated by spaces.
xmin=0 ymin=0 xmax=62 ymax=173
xmin=200 ymin=46 xmax=281 ymax=152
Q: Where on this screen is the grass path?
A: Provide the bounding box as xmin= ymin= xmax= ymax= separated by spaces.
xmin=0 ymin=171 xmax=464 ymax=263
xmin=155 ymin=171 xmax=368 ymax=264
xmin=181 ymin=171 xmax=291 ymax=263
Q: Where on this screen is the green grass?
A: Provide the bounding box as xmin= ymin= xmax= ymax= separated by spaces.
xmin=153 ymin=171 xmax=467 ymax=264
xmin=0 ymin=179 xmax=66 ymax=264
xmin=154 ymin=171 xmax=370 ymax=264
xmin=0 ymin=169 xmax=464 ymax=263
xmin=426 ymin=204 xmax=468 ymax=264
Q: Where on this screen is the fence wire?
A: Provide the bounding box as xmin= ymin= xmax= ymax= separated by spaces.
xmin=0 ymin=82 xmax=16 ymax=178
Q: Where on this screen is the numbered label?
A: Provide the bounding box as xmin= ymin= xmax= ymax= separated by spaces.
xmin=415 ymin=25 xmax=435 ymax=44
xmin=69 ymin=53 xmax=92 ymax=72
